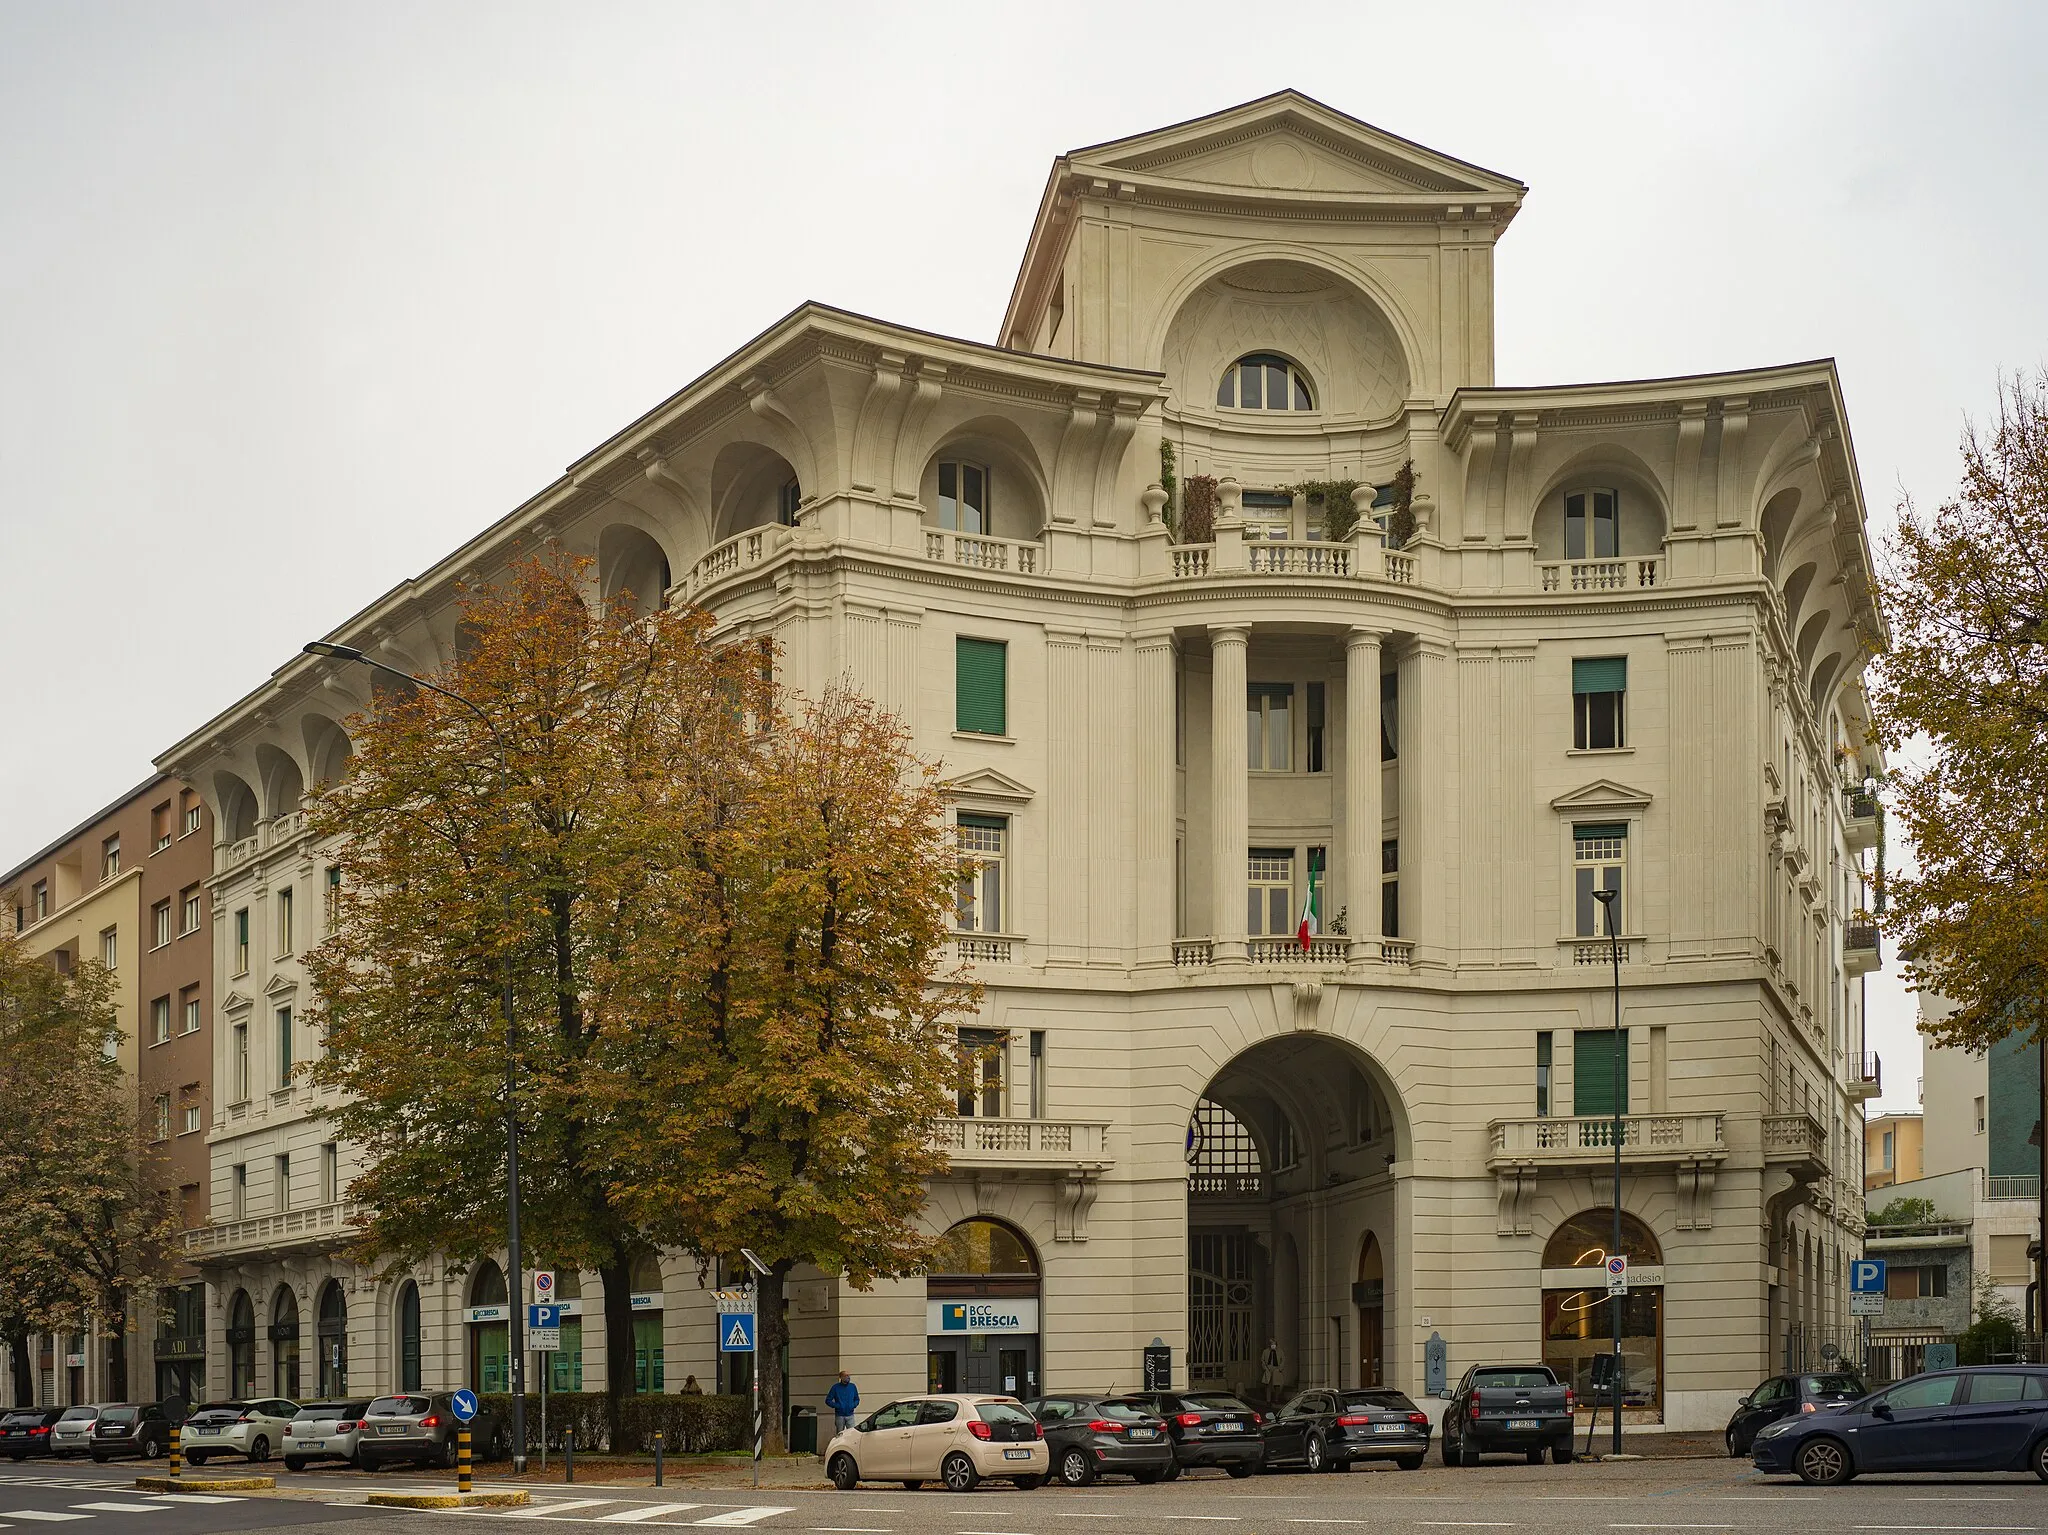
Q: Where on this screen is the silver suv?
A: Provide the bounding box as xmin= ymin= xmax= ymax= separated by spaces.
xmin=51 ymin=1407 xmax=98 ymax=1458
xmin=358 ymin=1393 xmax=504 ymax=1471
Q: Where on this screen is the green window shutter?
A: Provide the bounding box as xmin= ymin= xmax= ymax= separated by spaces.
xmin=1573 ymin=822 xmax=1629 ymax=843
xmin=1573 ymin=1030 xmax=1630 ymax=1118
xmin=1573 ymin=656 xmax=1627 ymax=694
xmin=956 ymin=637 xmax=1008 ymax=735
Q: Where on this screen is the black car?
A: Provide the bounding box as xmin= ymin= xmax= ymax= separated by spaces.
xmin=0 ymin=1407 xmax=64 ymax=1460
xmin=90 ymin=1402 xmax=177 ymax=1462
xmin=1121 ymin=1389 xmax=1263 ymax=1478
xmin=1725 ymin=1371 xmax=1867 ymax=1456
xmin=1259 ymin=1387 xmax=1433 ymax=1473
xmin=1024 ymin=1395 xmax=1176 ymax=1486
xmin=1751 ymin=1366 xmax=2048 ymax=1484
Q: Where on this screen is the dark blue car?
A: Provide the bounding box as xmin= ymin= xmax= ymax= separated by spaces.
xmin=1752 ymin=1366 xmax=2048 ymax=1484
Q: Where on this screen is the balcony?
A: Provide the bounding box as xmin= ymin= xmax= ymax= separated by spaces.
xmin=1166 ymin=538 xmax=1417 ymax=587
xmin=953 ymin=934 xmax=1018 ymax=965
xmin=1844 ymin=919 xmax=1882 ymax=976
xmin=924 ymin=529 xmax=1041 ymax=575
xmin=1762 ymin=1112 xmax=1828 ymax=1178
xmin=1247 ymin=936 xmax=1351 ymax=966
xmin=1487 ymin=1113 xmax=1727 ymax=1172
xmin=1565 ymin=936 xmax=1636 ymax=967
xmin=1988 ymin=1175 xmax=2040 ymax=1202
xmin=1843 ymin=788 xmax=1880 ymax=853
xmin=214 ymin=835 xmax=260 ymax=876
xmin=183 ymin=1200 xmax=361 ymax=1263
xmin=1538 ymin=557 xmax=1663 ymax=593
xmin=936 ymin=1117 xmax=1111 ymax=1173
xmin=683 ymin=523 xmax=792 ymax=599
xmin=1847 ymin=1052 xmax=1882 ymax=1102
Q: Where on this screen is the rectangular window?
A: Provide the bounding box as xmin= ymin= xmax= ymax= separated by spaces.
xmin=321 ymin=1143 xmax=339 ymax=1204
xmin=152 ymin=1094 xmax=170 ymax=1143
xmin=231 ymin=1022 xmax=249 ymax=1102
xmin=276 ymin=887 xmax=294 ymax=956
xmin=1573 ymin=1028 xmax=1630 ymax=1118
xmin=31 ymin=881 xmax=48 ymax=921
xmin=101 ymin=926 xmax=119 ymax=970
xmin=1380 ymin=671 xmax=1398 ymax=761
xmin=1305 ymin=682 xmax=1326 ymax=773
xmin=1381 ymin=840 xmax=1400 ymax=940
xmin=181 ymin=986 xmax=201 ymax=1034
xmin=1574 ymin=823 xmax=1627 ymax=937
xmin=1882 ymin=1130 xmax=1894 ymax=1170
xmin=152 ymin=996 xmax=171 ymax=1046
xmin=234 ymin=909 xmax=250 ymax=974
xmin=1275 ymin=1116 xmax=1299 ymax=1168
xmin=231 ymin=1163 xmax=247 ymax=1219
xmin=275 ymin=1154 xmax=290 ymax=1211
xmin=101 ymin=836 xmax=120 ymax=881
xmin=1247 ymin=848 xmax=1294 ymax=937
xmin=937 ymin=461 xmax=989 ymax=534
xmin=1573 ymin=657 xmax=1627 ymax=750
xmin=956 ymin=1027 xmax=1007 ymax=1117
xmin=1886 ymin=1264 xmax=1948 ymax=1299
xmin=1564 ymin=489 xmax=1619 ymax=560
xmin=955 ymin=815 xmax=1007 ymax=933
xmin=276 ymin=1006 xmax=293 ymax=1086
xmin=955 ymin=637 xmax=1008 ymax=735
xmin=1029 ymin=1030 xmax=1046 ymax=1118
xmin=152 ymin=803 xmax=173 ymax=852
xmin=1976 ymin=1096 xmax=1988 ymax=1134
xmin=181 ymin=885 xmax=201 ymax=935
xmin=1247 ymin=683 xmax=1293 ymax=771
xmin=1536 ymin=1032 xmax=1553 ymax=1116
xmin=1239 ymin=489 xmax=1293 ymax=541
xmin=181 ymin=1105 xmax=201 ymax=1135
xmin=180 ymin=791 xmax=201 ymax=837
xmin=777 ymin=476 xmax=802 ymax=526
xmin=152 ymin=899 xmax=172 ymax=949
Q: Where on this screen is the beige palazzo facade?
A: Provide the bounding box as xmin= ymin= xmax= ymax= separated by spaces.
xmin=156 ymin=92 xmax=1884 ymax=1431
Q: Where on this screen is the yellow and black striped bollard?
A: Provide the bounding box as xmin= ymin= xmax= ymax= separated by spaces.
xmin=457 ymin=1426 xmax=472 ymax=1494
xmin=168 ymin=1423 xmax=181 ymax=1482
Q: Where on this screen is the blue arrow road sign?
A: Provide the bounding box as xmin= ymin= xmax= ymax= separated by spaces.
xmin=450 ymin=1388 xmax=478 ymax=1423
xmin=529 ymin=1304 xmax=562 ymax=1329
xmin=1850 ymin=1259 xmax=1887 ymax=1294
xmin=719 ymin=1313 xmax=757 ymax=1353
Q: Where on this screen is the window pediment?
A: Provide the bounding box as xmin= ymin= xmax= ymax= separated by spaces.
xmin=1550 ymin=779 xmax=1652 ymax=815
xmin=221 ymin=990 xmax=254 ymax=1016
xmin=262 ymin=973 xmax=300 ymax=1000
xmin=942 ymin=768 xmax=1036 ymax=806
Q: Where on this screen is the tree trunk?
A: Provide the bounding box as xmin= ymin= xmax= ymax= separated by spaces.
xmin=758 ymin=1266 xmax=787 ymax=1456
xmin=600 ymin=1248 xmax=637 ymax=1438
xmin=106 ymin=1308 xmax=128 ymax=1404
xmin=6 ymin=1329 xmax=28 ymax=1408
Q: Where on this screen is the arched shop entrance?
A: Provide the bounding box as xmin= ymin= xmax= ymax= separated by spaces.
xmin=316 ymin=1280 xmax=347 ymax=1397
xmin=1541 ymin=1209 xmax=1664 ymax=1414
xmin=270 ymin=1287 xmax=301 ymax=1398
xmin=1188 ymin=1035 xmax=1408 ymax=1402
xmin=467 ymin=1261 xmax=510 ymax=1393
xmin=926 ymin=1219 xmax=1040 ymax=1397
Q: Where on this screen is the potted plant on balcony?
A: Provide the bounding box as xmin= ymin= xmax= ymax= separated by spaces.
xmin=1180 ymin=475 xmax=1218 ymax=546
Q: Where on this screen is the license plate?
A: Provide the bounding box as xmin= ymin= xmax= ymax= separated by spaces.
xmin=1507 ymin=1419 xmax=1540 ymax=1431
xmin=1215 ymin=1421 xmax=1242 ymax=1434
xmin=378 ymin=1424 xmax=407 ymax=1436
xmin=304 ymin=1441 xmax=325 ymax=1449
xmin=1130 ymin=1428 xmax=1157 ymax=1439
xmin=1373 ymin=1424 xmax=1408 ymax=1434
xmin=1004 ymin=1448 xmax=1033 ymax=1460
xmin=194 ymin=1427 xmax=220 ymax=1436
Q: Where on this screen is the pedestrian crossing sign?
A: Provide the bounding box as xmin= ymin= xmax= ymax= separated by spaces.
xmin=720 ymin=1312 xmax=757 ymax=1352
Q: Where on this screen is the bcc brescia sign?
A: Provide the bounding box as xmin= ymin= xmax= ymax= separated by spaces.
xmin=926 ymin=1298 xmax=1039 ymax=1335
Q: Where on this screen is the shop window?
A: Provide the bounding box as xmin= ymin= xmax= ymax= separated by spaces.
xmin=631 ymin=1252 xmax=664 ymax=1394
xmin=228 ymin=1290 xmax=256 ymax=1398
xmin=929 ymin=1218 xmax=1039 ymax=1276
xmin=1540 ymin=1208 xmax=1663 ymax=1411
xmin=469 ymin=1260 xmax=510 ymax=1394
xmin=271 ymin=1286 xmax=301 ymax=1398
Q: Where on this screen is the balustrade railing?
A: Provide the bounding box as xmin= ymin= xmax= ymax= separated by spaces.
xmin=954 ymin=935 xmax=1015 ymax=964
xmin=685 ymin=524 xmax=789 ymax=596
xmin=1539 ymin=557 xmax=1662 ymax=592
xmin=1489 ymin=1112 xmax=1725 ymax=1162
xmin=1379 ymin=940 xmax=1414 ymax=965
xmin=1172 ymin=940 xmax=1214 ymax=968
xmin=924 ymin=529 xmax=1041 ymax=574
xmin=1246 ymin=543 xmax=1352 ymax=576
xmin=1246 ymin=936 xmax=1350 ymax=965
xmin=1189 ymin=1172 xmax=1263 ymax=1197
xmin=1762 ymin=1112 xmax=1827 ymax=1163
xmin=935 ymin=1117 xmax=1109 ymax=1163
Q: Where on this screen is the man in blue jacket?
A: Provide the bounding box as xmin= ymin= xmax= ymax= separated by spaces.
xmin=825 ymin=1371 xmax=860 ymax=1436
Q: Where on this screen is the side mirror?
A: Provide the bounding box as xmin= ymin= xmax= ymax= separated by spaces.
xmin=1871 ymin=1402 xmax=1893 ymax=1421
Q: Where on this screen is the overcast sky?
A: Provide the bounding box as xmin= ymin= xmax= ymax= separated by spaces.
xmin=5 ymin=1 xmax=2044 ymax=1107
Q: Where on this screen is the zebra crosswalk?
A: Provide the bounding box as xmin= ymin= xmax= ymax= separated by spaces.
xmin=473 ymin=1501 xmax=796 ymax=1526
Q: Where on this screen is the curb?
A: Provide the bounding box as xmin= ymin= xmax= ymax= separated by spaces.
xmin=367 ymin=1490 xmax=533 ymax=1509
xmin=134 ymin=1476 xmax=277 ymax=1492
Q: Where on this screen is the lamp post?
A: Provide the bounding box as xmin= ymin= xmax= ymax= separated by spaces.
xmin=302 ymin=639 xmax=530 ymax=1472
xmin=1591 ymin=884 xmax=1624 ymax=1458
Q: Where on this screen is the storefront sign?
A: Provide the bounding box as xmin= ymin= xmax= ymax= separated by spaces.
xmin=1541 ymin=1265 xmax=1663 ymax=1290
xmin=630 ymin=1291 xmax=661 ymax=1311
xmin=927 ymin=1298 xmax=1038 ymax=1335
xmin=465 ymin=1305 xmax=508 ymax=1323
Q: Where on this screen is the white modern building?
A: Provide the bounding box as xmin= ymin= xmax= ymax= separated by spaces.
xmin=157 ymin=92 xmax=1885 ymax=1430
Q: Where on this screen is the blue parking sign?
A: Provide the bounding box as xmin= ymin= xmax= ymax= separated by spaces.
xmin=719 ymin=1312 xmax=756 ymax=1353
xmin=1850 ymin=1259 xmax=1886 ymax=1294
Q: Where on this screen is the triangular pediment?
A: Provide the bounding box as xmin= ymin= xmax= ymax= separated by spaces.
xmin=1551 ymin=779 xmax=1654 ymax=814
xmin=263 ymin=972 xmax=300 ymax=999
xmin=941 ymin=768 xmax=1036 ymax=805
xmin=220 ymin=989 xmax=253 ymax=1014
xmin=1070 ymin=90 xmax=1524 ymax=202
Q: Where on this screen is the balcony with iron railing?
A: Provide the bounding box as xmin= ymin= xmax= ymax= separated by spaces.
xmin=1487 ymin=1113 xmax=1727 ymax=1172
xmin=1988 ymin=1175 xmax=2041 ymax=1202
xmin=1843 ymin=788 xmax=1881 ymax=852
xmin=1844 ymin=918 xmax=1882 ymax=977
xmin=1848 ymin=1052 xmax=1882 ymax=1101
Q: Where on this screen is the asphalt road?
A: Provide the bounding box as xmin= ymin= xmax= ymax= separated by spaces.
xmin=6 ymin=1452 xmax=2048 ymax=1534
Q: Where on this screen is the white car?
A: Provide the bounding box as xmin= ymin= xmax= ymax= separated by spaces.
xmin=182 ymin=1399 xmax=299 ymax=1464
xmin=50 ymin=1407 xmax=98 ymax=1458
xmin=284 ymin=1399 xmax=372 ymax=1470
xmin=825 ymin=1394 xmax=1048 ymax=1492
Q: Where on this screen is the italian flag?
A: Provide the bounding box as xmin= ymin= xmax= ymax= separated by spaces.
xmin=1297 ymin=859 xmax=1321 ymax=950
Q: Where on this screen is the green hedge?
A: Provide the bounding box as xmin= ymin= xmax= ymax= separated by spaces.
xmin=475 ymin=1391 xmax=753 ymax=1455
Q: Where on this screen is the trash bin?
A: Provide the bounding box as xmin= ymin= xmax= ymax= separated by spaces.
xmin=789 ymin=1405 xmax=818 ymax=1455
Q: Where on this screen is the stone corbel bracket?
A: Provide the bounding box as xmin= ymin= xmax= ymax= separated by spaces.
xmin=1055 ymin=1173 xmax=1099 ymax=1243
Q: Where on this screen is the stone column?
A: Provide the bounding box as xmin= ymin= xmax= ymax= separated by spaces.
xmin=1209 ymin=624 xmax=1251 ymax=964
xmin=1136 ymin=633 xmax=1178 ymax=966
xmin=1345 ymin=629 xmax=1383 ymax=962
xmin=1399 ymin=639 xmax=1452 ymax=965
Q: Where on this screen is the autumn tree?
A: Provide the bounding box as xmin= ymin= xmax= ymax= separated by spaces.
xmin=306 ymin=548 xmax=765 ymax=1409
xmin=1871 ymin=373 xmax=2048 ymax=1048
xmin=604 ymin=684 xmax=974 ymax=1453
xmin=0 ymin=940 xmax=178 ymax=1401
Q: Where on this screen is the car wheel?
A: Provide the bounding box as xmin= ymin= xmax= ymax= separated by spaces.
xmin=143 ymin=1436 xmax=163 ymax=1459
xmin=1794 ymin=1437 xmax=1853 ymax=1487
xmin=1303 ymin=1434 xmax=1325 ymax=1473
xmin=1396 ymin=1454 xmax=1423 ymax=1471
xmin=1553 ymin=1439 xmax=1575 ymax=1465
xmin=1013 ymin=1473 xmax=1046 ymax=1491
xmin=1226 ymin=1461 xmax=1256 ymax=1479
xmin=1726 ymin=1426 xmax=1743 ymax=1458
xmin=1459 ymin=1436 xmax=1480 ymax=1468
xmin=1060 ymin=1446 xmax=1096 ymax=1486
xmin=2032 ymin=1437 xmax=2048 ymax=1483
xmin=828 ymin=1453 xmax=859 ymax=1491
xmin=942 ymin=1452 xmax=979 ymax=1493
xmin=1160 ymin=1461 xmax=1182 ymax=1481
xmin=249 ymin=1435 xmax=271 ymax=1464
xmin=1441 ymin=1433 xmax=1456 ymax=1467
xmin=285 ymin=1456 xmax=307 ymax=1473
xmin=185 ymin=1452 xmax=207 ymax=1466
xmin=439 ymin=1436 xmax=459 ymax=1470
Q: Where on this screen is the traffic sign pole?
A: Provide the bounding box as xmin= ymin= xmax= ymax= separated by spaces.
xmin=752 ymin=1281 xmax=762 ymax=1489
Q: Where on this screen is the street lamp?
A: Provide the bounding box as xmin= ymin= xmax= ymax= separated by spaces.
xmin=1590 ymin=884 xmax=1624 ymax=1458
xmin=302 ymin=639 xmax=531 ymax=1472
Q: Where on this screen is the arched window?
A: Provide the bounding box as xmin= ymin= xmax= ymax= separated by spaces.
xmin=1217 ymin=352 xmax=1314 ymax=412
xmin=469 ymin=1260 xmax=507 ymax=1306
xmin=630 ymin=1254 xmax=664 ymax=1395
xmin=271 ymin=1285 xmax=301 ymax=1398
xmin=228 ymin=1290 xmax=256 ymax=1398
xmin=397 ymin=1281 xmax=422 ymax=1393
xmin=1541 ymin=1208 xmax=1663 ymax=1269
xmin=317 ymin=1280 xmax=348 ymax=1397
xmin=1187 ymin=1097 xmax=1264 ymax=1194
xmin=468 ymin=1261 xmax=509 ymax=1394
xmin=929 ymin=1219 xmax=1039 ymax=1276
